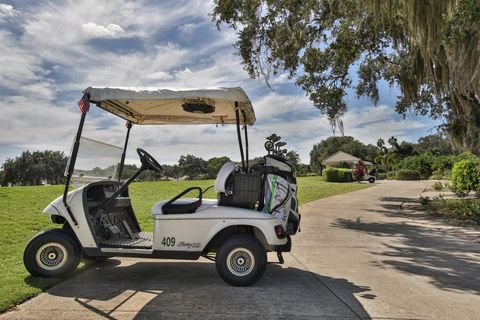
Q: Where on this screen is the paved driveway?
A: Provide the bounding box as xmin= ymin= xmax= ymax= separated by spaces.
xmin=3 ymin=180 xmax=480 ymax=319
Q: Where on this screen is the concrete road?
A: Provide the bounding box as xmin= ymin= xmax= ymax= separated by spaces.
xmin=3 ymin=180 xmax=480 ymax=319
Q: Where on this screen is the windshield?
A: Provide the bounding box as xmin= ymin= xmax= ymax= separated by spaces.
xmin=66 ymin=136 xmax=123 ymax=185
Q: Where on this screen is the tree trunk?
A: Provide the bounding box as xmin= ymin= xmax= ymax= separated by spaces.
xmin=448 ymin=92 xmax=480 ymax=155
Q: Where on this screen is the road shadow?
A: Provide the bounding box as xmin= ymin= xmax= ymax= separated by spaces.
xmin=371 ymin=196 xmax=422 ymax=214
xmin=37 ymin=259 xmax=373 ymax=319
xmin=333 ymin=217 xmax=480 ymax=294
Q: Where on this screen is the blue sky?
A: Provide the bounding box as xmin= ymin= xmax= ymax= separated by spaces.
xmin=0 ymin=0 xmax=440 ymax=166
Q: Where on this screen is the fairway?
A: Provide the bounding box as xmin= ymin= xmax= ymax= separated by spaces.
xmin=0 ymin=177 xmax=370 ymax=312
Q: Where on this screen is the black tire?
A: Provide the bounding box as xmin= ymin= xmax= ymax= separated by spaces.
xmin=368 ymin=177 xmax=375 ymax=183
xmin=24 ymin=229 xmax=81 ymax=278
xmin=215 ymin=234 xmax=267 ymax=286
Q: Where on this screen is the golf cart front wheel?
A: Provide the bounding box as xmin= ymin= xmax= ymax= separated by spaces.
xmin=24 ymin=229 xmax=81 ymax=278
xmin=368 ymin=177 xmax=375 ymax=183
xmin=215 ymin=234 xmax=267 ymax=286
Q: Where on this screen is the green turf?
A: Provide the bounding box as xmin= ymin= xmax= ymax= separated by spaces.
xmin=0 ymin=176 xmax=369 ymax=312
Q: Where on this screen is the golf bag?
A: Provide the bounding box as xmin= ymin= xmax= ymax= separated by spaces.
xmin=261 ymin=156 xmax=300 ymax=235
xmin=216 ymin=156 xmax=300 ymax=235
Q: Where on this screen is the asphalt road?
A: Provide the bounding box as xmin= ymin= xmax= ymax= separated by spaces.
xmin=3 ymin=180 xmax=480 ymax=319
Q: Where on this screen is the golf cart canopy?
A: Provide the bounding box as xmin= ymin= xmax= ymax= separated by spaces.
xmin=84 ymin=86 xmax=256 ymax=125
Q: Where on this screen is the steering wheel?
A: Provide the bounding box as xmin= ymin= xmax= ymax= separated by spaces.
xmin=137 ymin=148 xmax=163 ymax=173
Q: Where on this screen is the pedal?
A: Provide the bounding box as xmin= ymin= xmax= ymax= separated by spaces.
xmin=108 ymin=225 xmax=120 ymax=234
xmin=122 ymin=220 xmax=137 ymax=239
xmin=277 ymin=252 xmax=284 ymax=264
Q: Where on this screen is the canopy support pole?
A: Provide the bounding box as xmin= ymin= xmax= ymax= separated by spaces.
xmin=235 ymin=103 xmax=246 ymax=172
xmin=243 ymin=111 xmax=249 ymax=171
xmin=63 ymin=111 xmax=87 ymax=226
xmin=117 ymin=121 xmax=132 ymax=181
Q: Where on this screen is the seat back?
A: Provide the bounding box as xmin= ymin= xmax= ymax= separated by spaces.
xmin=214 ymin=162 xmax=236 ymax=194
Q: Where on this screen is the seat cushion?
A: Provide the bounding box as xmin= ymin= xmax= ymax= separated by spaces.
xmin=151 ymin=199 xmax=218 ymax=216
xmin=162 ymin=198 xmax=202 ymax=214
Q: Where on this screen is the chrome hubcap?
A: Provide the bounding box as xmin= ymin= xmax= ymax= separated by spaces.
xmin=35 ymin=242 xmax=68 ymax=270
xmin=227 ymin=248 xmax=255 ymax=276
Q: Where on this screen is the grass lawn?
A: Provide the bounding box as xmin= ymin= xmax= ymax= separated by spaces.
xmin=0 ymin=176 xmax=370 ymax=312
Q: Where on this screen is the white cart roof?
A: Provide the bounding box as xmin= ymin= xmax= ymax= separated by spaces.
xmin=84 ymin=87 xmax=255 ymax=125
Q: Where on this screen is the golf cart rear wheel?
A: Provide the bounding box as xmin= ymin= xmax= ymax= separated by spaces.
xmin=368 ymin=177 xmax=375 ymax=183
xmin=24 ymin=229 xmax=81 ymax=278
xmin=215 ymin=234 xmax=267 ymax=286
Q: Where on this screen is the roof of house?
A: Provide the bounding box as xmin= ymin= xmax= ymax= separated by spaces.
xmin=322 ymin=151 xmax=373 ymax=166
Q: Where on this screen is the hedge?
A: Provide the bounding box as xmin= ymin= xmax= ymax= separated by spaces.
xmin=376 ymin=173 xmax=387 ymax=180
xmin=396 ymin=169 xmax=421 ymax=180
xmin=323 ymin=168 xmax=352 ymax=182
xmin=386 ymin=171 xmax=397 ymax=180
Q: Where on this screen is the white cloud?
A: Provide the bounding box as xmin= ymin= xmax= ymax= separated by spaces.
xmin=0 ymin=96 xmax=77 ymax=147
xmin=178 ymin=23 xmax=197 ymax=36
xmin=253 ymin=92 xmax=315 ymax=119
xmin=0 ymin=30 xmax=55 ymax=99
xmin=142 ymin=71 xmax=174 ymax=81
xmin=82 ymin=22 xmax=124 ymax=38
xmin=0 ymin=4 xmax=18 ymax=18
xmin=0 ymin=0 xmax=436 ymax=167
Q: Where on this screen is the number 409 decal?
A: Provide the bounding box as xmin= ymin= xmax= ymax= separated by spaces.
xmin=161 ymin=237 xmax=176 ymax=247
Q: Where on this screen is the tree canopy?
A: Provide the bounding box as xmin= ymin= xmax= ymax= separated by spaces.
xmin=212 ymin=0 xmax=480 ymax=153
xmin=1 ymin=151 xmax=67 ymax=186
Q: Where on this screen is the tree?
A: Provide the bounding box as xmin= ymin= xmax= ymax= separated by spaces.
xmin=377 ymin=138 xmax=388 ymax=154
xmin=206 ymin=156 xmax=231 ymax=179
xmin=119 ymin=164 xmax=139 ymax=180
xmin=162 ymin=164 xmax=181 ymax=179
xmin=285 ymin=150 xmax=300 ymax=165
xmin=138 ymin=170 xmax=164 ymax=181
xmin=399 ymin=154 xmax=434 ymax=180
xmin=178 ymin=155 xmax=208 ymax=179
xmin=0 ymin=170 xmax=5 ymax=186
xmin=1 ymin=150 xmax=68 ymax=185
xmin=387 ymin=136 xmax=415 ymax=157
xmin=296 ymin=163 xmax=313 ymax=176
xmin=416 ymin=133 xmax=455 ymax=156
xmin=212 ymin=0 xmax=480 ymax=153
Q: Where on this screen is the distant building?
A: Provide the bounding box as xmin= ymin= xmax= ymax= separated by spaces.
xmin=322 ymin=151 xmax=372 ymax=167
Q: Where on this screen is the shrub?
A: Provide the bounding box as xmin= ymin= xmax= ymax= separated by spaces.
xmin=430 ymin=153 xmax=480 ymax=180
xmin=386 ymin=171 xmax=397 ymax=180
xmin=429 ymin=199 xmax=480 ymax=223
xmin=453 ymin=152 xmax=479 ymax=163
xmin=323 ymin=168 xmax=352 ymax=182
xmin=432 ymin=155 xmax=454 ymax=174
xmin=419 ymin=196 xmax=430 ymax=205
xmin=450 ymin=159 xmax=480 ymax=197
xmin=432 ymin=181 xmax=443 ymax=191
xmin=399 ymin=154 xmax=433 ymax=179
xmin=377 ymin=173 xmax=387 ymax=180
xmin=396 ymin=169 xmax=421 ymax=180
xmin=429 ymin=170 xmax=450 ymax=180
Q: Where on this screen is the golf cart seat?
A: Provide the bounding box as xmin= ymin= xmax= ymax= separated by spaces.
xmin=157 ymin=186 xmax=203 ymax=214
xmin=151 ymin=199 xmax=218 ymax=216
xmin=151 ymin=162 xmax=237 ymax=215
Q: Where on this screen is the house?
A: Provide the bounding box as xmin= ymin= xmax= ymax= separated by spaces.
xmin=322 ymin=151 xmax=372 ymax=167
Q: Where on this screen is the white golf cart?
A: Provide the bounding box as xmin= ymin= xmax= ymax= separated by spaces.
xmin=24 ymin=87 xmax=300 ymax=286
